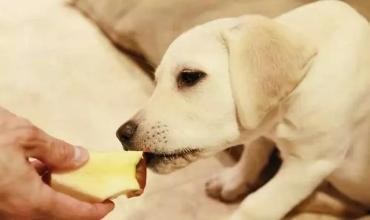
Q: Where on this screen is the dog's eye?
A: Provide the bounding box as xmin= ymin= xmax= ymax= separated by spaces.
xmin=177 ymin=70 xmax=206 ymax=88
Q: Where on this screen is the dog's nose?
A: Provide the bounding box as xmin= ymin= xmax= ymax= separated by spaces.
xmin=116 ymin=120 xmax=138 ymax=150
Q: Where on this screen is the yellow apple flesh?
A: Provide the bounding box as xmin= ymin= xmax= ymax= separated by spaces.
xmin=50 ymin=151 xmax=146 ymax=202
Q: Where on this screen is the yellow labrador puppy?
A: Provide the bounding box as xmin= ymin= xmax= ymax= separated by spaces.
xmin=117 ymin=1 xmax=370 ymax=219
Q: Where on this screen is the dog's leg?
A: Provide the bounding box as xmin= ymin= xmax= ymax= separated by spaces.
xmin=229 ymin=155 xmax=341 ymax=220
xmin=206 ymin=137 xmax=275 ymax=202
xmin=289 ymin=182 xmax=368 ymax=219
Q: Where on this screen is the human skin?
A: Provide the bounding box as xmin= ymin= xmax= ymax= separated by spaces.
xmin=0 ymin=107 xmax=114 ymax=220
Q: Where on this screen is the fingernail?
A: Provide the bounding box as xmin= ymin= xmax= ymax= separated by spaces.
xmin=103 ymin=200 xmax=115 ymax=211
xmin=74 ymin=146 xmax=89 ymax=165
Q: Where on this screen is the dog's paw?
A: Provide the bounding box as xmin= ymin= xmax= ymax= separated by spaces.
xmin=205 ymin=167 xmax=253 ymax=203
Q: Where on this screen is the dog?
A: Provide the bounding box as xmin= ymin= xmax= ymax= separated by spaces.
xmin=116 ymin=1 xmax=370 ymax=219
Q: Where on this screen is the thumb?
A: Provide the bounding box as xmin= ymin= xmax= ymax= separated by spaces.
xmin=22 ymin=128 xmax=89 ymax=170
xmin=35 ymin=179 xmax=114 ymax=220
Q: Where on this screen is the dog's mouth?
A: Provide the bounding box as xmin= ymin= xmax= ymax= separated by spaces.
xmin=144 ymin=149 xmax=200 ymax=161
xmin=143 ymin=148 xmax=201 ymax=174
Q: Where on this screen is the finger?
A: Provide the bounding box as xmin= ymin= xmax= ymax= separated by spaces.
xmin=30 ymin=141 xmax=88 ymax=171
xmin=38 ymin=185 xmax=114 ymax=220
xmin=29 ymin=159 xmax=49 ymax=176
xmin=0 ymin=107 xmax=32 ymax=122
xmin=28 ymin=159 xmax=54 ymax=185
xmin=19 ymin=127 xmax=89 ymax=170
xmin=0 ymin=113 xmax=31 ymax=133
xmin=0 ymin=106 xmax=16 ymax=117
xmin=0 ymin=107 xmax=30 ymax=128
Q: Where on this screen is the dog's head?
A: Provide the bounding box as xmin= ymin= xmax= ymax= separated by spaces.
xmin=117 ymin=16 xmax=316 ymax=174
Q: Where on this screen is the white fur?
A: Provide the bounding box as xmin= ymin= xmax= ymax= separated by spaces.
xmin=125 ymin=1 xmax=370 ymax=219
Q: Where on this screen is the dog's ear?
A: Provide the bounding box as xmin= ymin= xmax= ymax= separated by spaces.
xmin=223 ymin=16 xmax=317 ymax=130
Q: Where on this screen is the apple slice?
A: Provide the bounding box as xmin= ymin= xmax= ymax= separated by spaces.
xmin=50 ymin=151 xmax=146 ymax=202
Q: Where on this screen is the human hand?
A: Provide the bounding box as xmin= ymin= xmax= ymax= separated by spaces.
xmin=0 ymin=107 xmax=114 ymax=220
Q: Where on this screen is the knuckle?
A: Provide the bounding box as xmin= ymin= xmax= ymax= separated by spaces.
xmin=8 ymin=117 xmax=31 ymax=128
xmin=16 ymin=116 xmax=31 ymax=125
xmin=12 ymin=125 xmax=40 ymax=147
xmin=18 ymin=118 xmax=32 ymax=127
xmin=0 ymin=117 xmax=23 ymax=130
xmin=21 ymin=125 xmax=40 ymax=142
